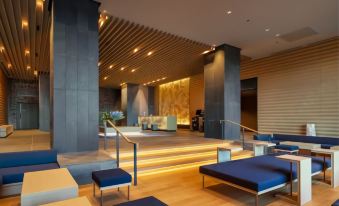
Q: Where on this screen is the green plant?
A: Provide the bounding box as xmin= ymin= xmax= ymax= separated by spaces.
xmin=100 ymin=111 xmax=125 ymax=124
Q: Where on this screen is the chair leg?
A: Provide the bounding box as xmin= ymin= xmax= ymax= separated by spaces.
xmin=128 ymin=185 xmax=130 ymax=200
xmin=101 ymin=190 xmax=103 ymax=206
xmin=93 ymin=183 xmax=95 ymax=197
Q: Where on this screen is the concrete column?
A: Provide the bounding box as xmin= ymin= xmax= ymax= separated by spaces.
xmin=39 ymin=74 xmax=50 ymax=131
xmin=50 ymin=0 xmax=100 ymax=152
xmin=121 ymin=84 xmax=154 ymax=126
xmin=204 ymin=44 xmax=241 ymax=140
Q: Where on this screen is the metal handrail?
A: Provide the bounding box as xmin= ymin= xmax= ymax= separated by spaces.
xmin=105 ymin=120 xmax=138 ymax=186
xmin=219 ymin=119 xmax=263 ymax=149
xmin=220 ymin=120 xmax=262 ymax=134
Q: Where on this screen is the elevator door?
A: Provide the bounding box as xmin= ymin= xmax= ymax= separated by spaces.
xmin=16 ymin=103 xmax=39 ymax=130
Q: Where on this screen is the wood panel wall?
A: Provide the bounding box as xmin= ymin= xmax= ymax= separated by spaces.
xmin=241 ymin=37 xmax=339 ymax=137
xmin=0 ymin=69 xmax=8 ymax=125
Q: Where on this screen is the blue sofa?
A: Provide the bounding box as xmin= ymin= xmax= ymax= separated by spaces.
xmin=0 ymin=150 xmax=59 ymax=187
xmin=254 ymin=133 xmax=339 ymax=149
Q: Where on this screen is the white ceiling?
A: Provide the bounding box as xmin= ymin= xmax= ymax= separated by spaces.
xmin=98 ymin=0 xmax=338 ymax=59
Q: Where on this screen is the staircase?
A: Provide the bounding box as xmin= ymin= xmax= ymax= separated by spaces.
xmin=114 ymin=143 xmax=252 ymax=176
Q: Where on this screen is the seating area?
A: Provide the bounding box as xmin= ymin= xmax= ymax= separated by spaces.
xmin=0 ymin=0 xmax=339 ymax=205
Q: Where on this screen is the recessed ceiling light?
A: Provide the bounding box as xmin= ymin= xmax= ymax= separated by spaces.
xmin=36 ymin=0 xmax=43 ymax=8
xmin=162 ymin=77 xmax=166 ymax=80
xmin=120 ymin=67 xmax=125 ymax=71
xmin=25 ymin=50 xmax=30 ymax=56
xmin=265 ymin=28 xmax=270 ymax=32
xmin=0 ymin=46 xmax=4 ymax=52
xmin=109 ymin=65 xmax=113 ymax=69
xmin=34 ymin=70 xmax=38 ymax=76
xmin=103 ymin=76 xmax=108 ymax=80
xmin=156 ymin=79 xmax=160 ymax=82
xmin=27 ymin=65 xmax=31 ymax=70
xmin=143 ymin=83 xmax=146 ymax=86
xmin=98 ymin=62 xmax=101 ymax=66
xmin=226 ymin=10 xmax=232 ymax=15
xmin=152 ymin=80 xmax=156 ymax=83
xmin=275 ymin=33 xmax=281 ymax=37
xmin=133 ymin=48 xmax=139 ymax=53
xmin=22 ymin=20 xmax=28 ymax=28
xmin=202 ymin=50 xmax=209 ymax=54
xmin=131 ymin=69 xmax=136 ymax=72
xmin=7 ymin=63 xmax=12 ymax=69
xmin=147 ymin=51 xmax=153 ymax=56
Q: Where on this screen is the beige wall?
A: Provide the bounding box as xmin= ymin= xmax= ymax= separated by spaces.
xmin=241 ymin=37 xmax=339 ymax=137
xmin=0 ymin=69 xmax=8 ymax=125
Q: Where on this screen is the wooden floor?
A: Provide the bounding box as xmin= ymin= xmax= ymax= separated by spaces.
xmin=1 ymin=167 xmax=338 ymax=206
xmin=1 ymin=130 xmax=338 ymax=205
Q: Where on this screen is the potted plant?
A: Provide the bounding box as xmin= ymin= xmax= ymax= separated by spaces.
xmin=100 ymin=111 xmax=125 ymax=126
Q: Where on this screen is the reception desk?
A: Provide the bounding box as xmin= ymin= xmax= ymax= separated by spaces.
xmin=138 ymin=116 xmax=177 ymax=131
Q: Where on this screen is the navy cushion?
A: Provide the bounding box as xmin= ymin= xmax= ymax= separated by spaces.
xmin=321 ymin=144 xmax=334 ymax=149
xmin=0 ymin=150 xmax=58 ymax=169
xmin=0 ymin=163 xmax=59 ymax=184
xmin=275 ymin=144 xmax=299 ymax=151
xmin=332 ymin=199 xmax=339 ymax=206
xmin=115 ymin=196 xmax=167 ymax=206
xmin=273 ymin=134 xmax=339 ymax=146
xmin=200 ymin=154 xmax=330 ymax=192
xmin=253 ymin=134 xmax=272 ymax=141
xmin=92 ymin=168 xmax=132 ymax=187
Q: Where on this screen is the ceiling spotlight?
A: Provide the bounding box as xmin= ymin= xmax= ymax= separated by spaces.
xmin=265 ymin=28 xmax=270 ymax=32
xmin=143 ymin=83 xmax=146 ymax=86
xmin=7 ymin=63 xmax=12 ymax=69
xmin=202 ymin=50 xmax=209 ymax=55
xmin=34 ymin=70 xmax=38 ymax=76
xmin=226 ymin=10 xmax=232 ymax=15
xmin=275 ymin=33 xmax=281 ymax=37
xmin=133 ymin=48 xmax=139 ymax=53
xmin=162 ymin=77 xmax=166 ymax=80
xmin=36 ymin=0 xmax=43 ymax=8
xmin=0 ymin=46 xmax=4 ymax=53
xmin=152 ymin=80 xmax=156 ymax=83
xmin=98 ymin=62 xmax=101 ymax=66
xmin=22 ymin=20 xmax=28 ymax=28
xmin=156 ymin=79 xmax=160 ymax=82
xmin=131 ymin=69 xmax=136 ymax=72
xmin=120 ymin=67 xmax=125 ymax=71
xmin=25 ymin=49 xmax=30 ymax=56
xmin=103 ymin=76 xmax=108 ymax=80
xmin=27 ymin=65 xmax=31 ymax=70
xmin=147 ymin=51 xmax=153 ymax=56
xmin=109 ymin=65 xmax=113 ymax=69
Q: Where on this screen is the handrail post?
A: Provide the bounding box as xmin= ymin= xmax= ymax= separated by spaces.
xmin=116 ymin=132 xmax=120 ymax=168
xmin=133 ymin=143 xmax=138 ymax=186
xmin=220 ymin=120 xmax=224 ymax=140
xmin=242 ymin=127 xmax=245 ymax=149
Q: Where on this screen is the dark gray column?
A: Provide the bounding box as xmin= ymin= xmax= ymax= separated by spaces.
xmin=204 ymin=44 xmax=241 ymax=140
xmin=50 ymin=0 xmax=100 ymax=152
xmin=39 ymin=74 xmax=50 ymax=131
xmin=121 ymin=84 xmax=154 ymax=126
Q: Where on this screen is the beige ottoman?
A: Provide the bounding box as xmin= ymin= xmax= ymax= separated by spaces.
xmin=21 ymin=168 xmax=78 ymax=206
xmin=0 ymin=125 xmax=13 ymax=137
xmin=40 ymin=196 xmax=91 ymax=206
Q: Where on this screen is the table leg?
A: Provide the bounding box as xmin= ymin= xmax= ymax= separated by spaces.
xmin=290 ymin=162 xmax=293 ymax=196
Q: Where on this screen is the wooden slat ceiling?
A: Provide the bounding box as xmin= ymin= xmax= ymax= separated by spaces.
xmin=99 ymin=15 xmax=211 ymax=88
xmin=0 ymin=0 xmax=50 ymax=81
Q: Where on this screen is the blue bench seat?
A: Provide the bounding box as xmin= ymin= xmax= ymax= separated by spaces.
xmin=200 ymin=154 xmax=330 ymax=192
xmin=275 ymin=144 xmax=299 ymax=152
xmin=92 ymin=168 xmax=132 ymax=188
xmin=115 ymin=196 xmax=168 ymax=206
xmin=0 ymin=150 xmax=59 ymax=186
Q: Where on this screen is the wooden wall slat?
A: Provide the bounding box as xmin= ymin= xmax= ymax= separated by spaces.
xmin=241 ymin=37 xmax=339 ymax=137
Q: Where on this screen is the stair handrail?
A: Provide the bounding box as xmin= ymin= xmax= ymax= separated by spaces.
xmin=220 ymin=119 xmax=265 ymax=149
xmin=220 ymin=119 xmax=262 ymax=134
xmin=106 ymin=120 xmax=138 ymax=186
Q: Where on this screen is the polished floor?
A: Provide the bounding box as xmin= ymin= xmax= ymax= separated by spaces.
xmin=2 ymin=130 xmax=337 ymax=205
xmin=0 ymin=166 xmax=338 ymax=206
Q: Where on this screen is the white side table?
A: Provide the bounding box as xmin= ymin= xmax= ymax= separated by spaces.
xmin=217 ymin=147 xmax=242 ymax=163
xmin=276 ymin=154 xmax=312 ymax=206
xmin=311 ymin=148 xmax=339 ymax=188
